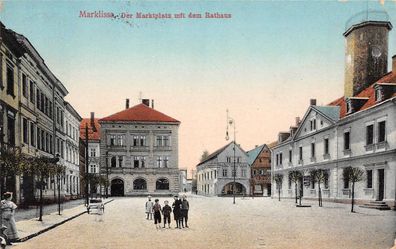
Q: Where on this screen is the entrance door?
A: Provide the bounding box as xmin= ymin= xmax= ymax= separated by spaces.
xmin=111 ymin=179 xmax=124 ymax=196
xmin=378 ymin=169 xmax=385 ymax=201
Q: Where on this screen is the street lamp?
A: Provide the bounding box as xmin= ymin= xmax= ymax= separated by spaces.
xmin=55 ymin=153 xmax=61 ymax=215
xmin=225 ymin=109 xmax=236 ymax=205
xmin=85 ymin=123 xmax=89 ymax=206
xmin=105 ymin=151 xmax=109 ymax=199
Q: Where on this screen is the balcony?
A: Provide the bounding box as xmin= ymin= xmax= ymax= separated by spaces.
xmin=364 ymin=143 xmax=375 ymax=152
xmin=376 ymin=141 xmax=388 ymax=150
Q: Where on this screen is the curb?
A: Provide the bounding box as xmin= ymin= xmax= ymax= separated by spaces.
xmin=17 ymin=199 xmax=114 ymax=243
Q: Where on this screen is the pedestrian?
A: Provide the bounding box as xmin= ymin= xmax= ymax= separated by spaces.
xmin=153 ymin=199 xmax=162 ymax=229
xmin=181 ymin=195 xmax=189 ymax=228
xmin=172 ymin=195 xmax=182 ymax=229
xmin=145 ymin=196 xmax=154 ymax=220
xmin=0 ymin=192 xmax=19 ymax=245
xmin=162 ymin=200 xmax=172 ymax=229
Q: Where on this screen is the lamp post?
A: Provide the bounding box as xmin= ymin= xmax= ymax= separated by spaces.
xmin=105 ymin=151 xmax=109 ymax=198
xmin=85 ymin=124 xmax=89 ymax=206
xmin=225 ymin=109 xmax=236 ymax=205
xmin=55 ymin=153 xmax=61 ymax=215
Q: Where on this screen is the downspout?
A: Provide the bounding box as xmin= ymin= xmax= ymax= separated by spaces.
xmin=392 ymin=98 xmax=396 ymax=210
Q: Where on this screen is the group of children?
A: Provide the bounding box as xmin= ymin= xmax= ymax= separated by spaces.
xmin=145 ymin=195 xmax=189 ymax=229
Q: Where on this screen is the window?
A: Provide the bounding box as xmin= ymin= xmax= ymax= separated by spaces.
xmin=344 ymin=131 xmax=350 ymax=150
xmin=22 ymin=74 xmax=27 ymax=98
xmin=90 ymin=148 xmax=96 ymax=157
xmin=156 ymin=178 xmax=169 ymax=190
xmin=118 ymin=156 xmax=123 ymax=167
xmin=375 ymin=88 xmax=382 ymax=102
xmin=163 ymin=136 xmax=169 ymax=146
xmin=156 ymin=136 xmax=162 ymax=146
xmin=299 ymin=147 xmax=303 ymax=161
xmin=232 ymin=169 xmax=236 ymax=177
xmin=343 ymin=169 xmax=349 ymax=189
xmin=36 ymin=89 xmax=41 ymax=110
xmin=133 ymin=135 xmax=139 ymax=146
xmin=90 ymin=165 xmax=97 ymax=173
xmin=30 ymin=81 xmax=35 ymax=104
xmin=311 ymin=178 xmax=315 ymax=189
xmin=378 ymin=121 xmax=386 ymax=143
xmin=22 ymin=118 xmax=28 ymax=144
xmin=156 ymin=156 xmax=162 ymax=168
xmin=222 ymin=169 xmax=228 ymax=177
xmin=110 ymin=135 xmax=116 ymax=146
xmin=279 ymin=153 xmax=283 ymax=165
xmin=49 ymin=135 xmax=53 ymax=154
xmin=366 ymin=124 xmax=374 ymax=145
xmin=324 ymin=138 xmax=329 ymax=155
xmin=289 ymin=150 xmax=292 ymax=163
xmin=141 ymin=157 xmax=146 ymax=168
xmin=49 ymin=101 xmax=53 ymax=118
xmin=288 ymin=177 xmax=292 ymax=189
xmin=311 ymin=143 xmax=315 ymax=158
xmin=30 ymin=123 xmax=35 ymax=146
xmin=163 ymin=156 xmax=169 ymax=168
xmin=324 ymin=172 xmax=329 ymax=189
xmin=140 ymin=136 xmax=146 ymax=146
xmin=241 ymin=169 xmax=246 ymax=177
xmin=253 ymin=170 xmax=257 ymax=176
xmin=366 ymin=170 xmax=372 ymax=188
xmin=117 ymin=135 xmax=124 ymax=146
xmin=134 ymin=156 xmax=139 ymax=168
xmin=0 ymin=54 xmax=3 ymax=89
xmin=133 ymin=178 xmax=147 ymax=190
xmin=226 ymin=157 xmax=231 ymax=163
xmin=346 ymin=101 xmax=352 ymax=114
xmin=111 ymin=157 xmax=117 ymax=167
xmin=37 ymin=127 xmax=41 ymax=149
xmin=6 ymin=65 xmax=14 ymax=96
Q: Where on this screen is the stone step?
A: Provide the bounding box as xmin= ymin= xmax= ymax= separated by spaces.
xmin=370 ymin=201 xmax=386 ymax=204
xmin=360 ymin=202 xmax=391 ymax=210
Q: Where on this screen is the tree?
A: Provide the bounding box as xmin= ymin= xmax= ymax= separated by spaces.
xmin=310 ymin=169 xmax=328 ymax=207
xmin=200 ymin=150 xmax=210 ymax=162
xmin=288 ymin=170 xmax=303 ymax=204
xmin=0 ymin=147 xmax=28 ymax=198
xmin=343 ymin=166 xmax=364 ymax=213
xmin=82 ymin=173 xmax=108 ymax=197
xmin=273 ymin=174 xmax=283 ymax=201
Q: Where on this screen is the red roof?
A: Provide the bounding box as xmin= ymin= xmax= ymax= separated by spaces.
xmin=80 ymin=118 xmax=101 ymax=141
xmin=328 ymin=71 xmax=396 ymax=118
xmin=99 ymin=104 xmax=180 ymax=123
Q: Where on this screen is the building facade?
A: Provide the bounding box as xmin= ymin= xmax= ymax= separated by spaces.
xmin=0 ymin=22 xmax=81 ymax=204
xmin=271 ymin=19 xmax=396 ymax=208
xmin=247 ymin=144 xmax=271 ymax=196
xmin=196 ymin=142 xmax=250 ymax=196
xmin=99 ymin=99 xmax=181 ymax=196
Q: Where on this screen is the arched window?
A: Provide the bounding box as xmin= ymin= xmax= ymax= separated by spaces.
xmin=133 ymin=178 xmax=147 ymax=190
xmin=111 ymin=156 xmax=117 ymax=167
xmin=156 ymin=178 xmax=169 ymax=190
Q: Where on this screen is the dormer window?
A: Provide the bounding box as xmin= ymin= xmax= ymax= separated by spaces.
xmin=375 ymin=87 xmax=382 ymax=102
xmin=346 ymin=100 xmax=352 ymax=114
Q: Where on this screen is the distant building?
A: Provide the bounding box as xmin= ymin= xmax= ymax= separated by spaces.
xmin=247 ymin=144 xmax=271 ymax=196
xmin=196 ymin=142 xmax=250 ymax=196
xmin=99 ymin=99 xmax=181 ymax=196
xmin=272 ymin=17 xmax=396 ymax=209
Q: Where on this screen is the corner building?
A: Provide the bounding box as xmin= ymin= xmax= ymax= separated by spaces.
xmin=99 ymin=100 xmax=181 ymax=196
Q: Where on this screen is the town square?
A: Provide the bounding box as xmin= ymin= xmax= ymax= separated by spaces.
xmin=0 ymin=1 xmax=396 ymax=249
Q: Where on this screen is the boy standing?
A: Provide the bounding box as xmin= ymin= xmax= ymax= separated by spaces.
xmin=145 ymin=196 xmax=154 ymax=220
xmin=162 ymin=200 xmax=172 ymax=228
xmin=153 ymin=199 xmax=162 ymax=229
xmin=181 ymin=195 xmax=190 ymax=228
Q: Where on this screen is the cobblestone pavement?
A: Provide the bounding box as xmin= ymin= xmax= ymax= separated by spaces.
xmin=10 ymin=195 xmax=396 ymax=249
xmin=14 ymin=199 xmax=85 ymax=222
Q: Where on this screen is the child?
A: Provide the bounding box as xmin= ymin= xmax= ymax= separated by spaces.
xmin=153 ymin=199 xmax=162 ymax=229
xmin=145 ymin=196 xmax=154 ymax=220
xmin=162 ymin=200 xmax=172 ymax=228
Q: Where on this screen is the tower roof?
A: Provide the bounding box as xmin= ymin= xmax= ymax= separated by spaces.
xmin=99 ymin=103 xmax=180 ymax=123
xmin=343 ymin=20 xmax=392 ymax=37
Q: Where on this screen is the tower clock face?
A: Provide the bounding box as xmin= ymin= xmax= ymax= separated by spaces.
xmin=371 ymin=46 xmax=382 ymax=58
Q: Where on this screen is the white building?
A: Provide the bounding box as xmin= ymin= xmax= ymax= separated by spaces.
xmin=196 ymin=142 xmax=250 ymax=196
xmin=64 ymin=102 xmax=82 ymax=198
xmin=271 ymin=18 xmax=396 ymax=209
xmin=99 ymin=99 xmax=181 ymax=196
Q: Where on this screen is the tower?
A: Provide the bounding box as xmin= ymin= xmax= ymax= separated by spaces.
xmin=344 ymin=19 xmax=392 ymax=97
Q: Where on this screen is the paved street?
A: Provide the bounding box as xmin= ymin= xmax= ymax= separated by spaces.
xmin=11 ymin=195 xmax=396 ymax=249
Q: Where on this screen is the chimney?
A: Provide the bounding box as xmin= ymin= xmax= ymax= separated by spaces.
xmin=126 ymin=99 xmax=130 ymax=109
xmin=310 ymin=99 xmax=316 ymax=106
xmin=142 ymin=99 xmax=150 ymax=107
xmin=90 ymin=112 xmax=96 ymax=132
xmin=255 ymin=145 xmax=258 ymax=148
xmin=151 ymin=99 xmax=154 ymax=109
xmin=393 ymin=55 xmax=396 ymax=73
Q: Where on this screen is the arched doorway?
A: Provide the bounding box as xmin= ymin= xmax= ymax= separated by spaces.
xmin=222 ymin=182 xmax=246 ymax=195
xmin=111 ymin=178 xmax=124 ymax=196
xmin=133 ymin=178 xmax=147 ymax=190
xmin=156 ymin=178 xmax=169 ymax=190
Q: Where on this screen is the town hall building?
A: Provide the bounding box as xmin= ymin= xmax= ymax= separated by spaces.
xmin=99 ymin=99 xmax=181 ymax=196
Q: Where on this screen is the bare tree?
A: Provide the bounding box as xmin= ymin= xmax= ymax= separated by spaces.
xmin=310 ymin=169 xmax=328 ymax=207
xmin=343 ymin=166 xmax=364 ymax=213
xmin=288 ymin=170 xmax=303 ymax=204
xmin=273 ymin=174 xmax=283 ymax=201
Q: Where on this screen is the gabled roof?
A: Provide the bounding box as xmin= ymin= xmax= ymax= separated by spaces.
xmin=246 ymin=144 xmax=267 ymax=166
xmin=100 ymin=104 xmax=180 ymax=123
xmin=328 ymin=71 xmax=396 ymax=118
xmin=80 ymin=118 xmax=101 ymax=141
xmin=197 ymin=142 xmax=233 ymax=166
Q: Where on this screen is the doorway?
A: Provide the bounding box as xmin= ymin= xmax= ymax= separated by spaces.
xmin=111 ymin=179 xmax=124 ymax=196
xmin=378 ymin=169 xmax=385 ymax=201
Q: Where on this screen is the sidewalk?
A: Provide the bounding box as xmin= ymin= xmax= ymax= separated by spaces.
xmin=14 ymin=199 xmax=113 ymax=242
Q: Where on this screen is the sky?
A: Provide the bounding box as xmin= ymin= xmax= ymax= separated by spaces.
xmin=1 ymin=1 xmax=396 ymax=176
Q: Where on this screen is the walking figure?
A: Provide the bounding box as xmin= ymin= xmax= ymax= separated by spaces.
xmin=181 ymin=195 xmax=189 ymax=228
xmin=172 ymin=195 xmax=182 ymax=229
xmin=153 ymin=199 xmax=162 ymax=229
xmin=162 ymin=200 xmax=172 ymax=228
xmin=145 ymin=196 xmax=154 ymax=220
xmin=0 ymin=192 xmax=19 ymax=245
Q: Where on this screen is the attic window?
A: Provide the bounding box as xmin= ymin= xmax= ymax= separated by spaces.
xmin=375 ymin=87 xmax=382 ymax=102
xmin=346 ymin=101 xmax=352 ymax=114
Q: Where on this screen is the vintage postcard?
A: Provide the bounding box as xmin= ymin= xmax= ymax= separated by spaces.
xmin=0 ymin=1 xmax=395 ymax=249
